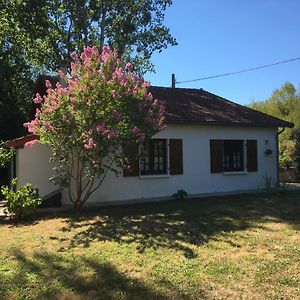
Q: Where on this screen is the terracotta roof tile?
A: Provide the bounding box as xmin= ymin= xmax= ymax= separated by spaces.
xmin=150 ymin=86 xmax=294 ymax=128
xmin=5 ymin=134 xmax=39 ymax=149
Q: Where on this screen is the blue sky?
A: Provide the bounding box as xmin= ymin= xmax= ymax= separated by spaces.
xmin=145 ymin=0 xmax=300 ymax=105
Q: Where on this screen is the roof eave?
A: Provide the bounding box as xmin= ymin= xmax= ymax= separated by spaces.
xmin=165 ymin=119 xmax=294 ymax=129
xmin=5 ymin=134 xmax=39 ymax=149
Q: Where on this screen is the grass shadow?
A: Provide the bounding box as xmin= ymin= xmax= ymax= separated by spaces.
xmin=60 ymin=192 xmax=300 ymax=258
xmin=0 ymin=248 xmax=193 ymax=300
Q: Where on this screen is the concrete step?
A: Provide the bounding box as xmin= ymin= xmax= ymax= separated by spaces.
xmin=0 ymin=201 xmax=7 ymax=208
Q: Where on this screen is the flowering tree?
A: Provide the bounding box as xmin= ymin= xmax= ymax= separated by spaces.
xmin=24 ymin=46 xmax=165 ymax=209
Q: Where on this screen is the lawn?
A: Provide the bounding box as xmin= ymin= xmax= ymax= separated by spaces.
xmin=0 ymin=191 xmax=299 ymax=300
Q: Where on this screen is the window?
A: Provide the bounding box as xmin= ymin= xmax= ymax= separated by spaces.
xmin=223 ymin=140 xmax=244 ymax=172
xmin=123 ymin=138 xmax=183 ymax=177
xmin=211 ymin=139 xmax=257 ymax=173
xmin=140 ymin=139 xmax=167 ymax=175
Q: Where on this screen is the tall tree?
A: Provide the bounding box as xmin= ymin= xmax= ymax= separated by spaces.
xmin=250 ymin=82 xmax=300 ymax=172
xmin=2 ymin=0 xmax=177 ymax=74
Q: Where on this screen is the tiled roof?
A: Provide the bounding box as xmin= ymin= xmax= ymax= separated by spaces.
xmin=150 ymin=86 xmax=294 ymax=128
xmin=33 ymin=77 xmax=293 ymax=128
xmin=6 ymin=85 xmax=293 ymax=149
xmin=5 ymin=134 xmax=39 ymax=149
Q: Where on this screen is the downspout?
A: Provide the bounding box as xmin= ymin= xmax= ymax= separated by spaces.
xmin=276 ymin=127 xmax=285 ymax=186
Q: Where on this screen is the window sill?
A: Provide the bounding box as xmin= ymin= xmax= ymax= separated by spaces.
xmin=139 ymin=174 xmax=170 ymax=179
xmin=223 ymin=171 xmax=248 ymax=175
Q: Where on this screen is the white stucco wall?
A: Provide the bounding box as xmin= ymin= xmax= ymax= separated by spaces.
xmin=15 ymin=125 xmax=278 ymax=205
xmin=16 ymin=144 xmax=57 ymax=198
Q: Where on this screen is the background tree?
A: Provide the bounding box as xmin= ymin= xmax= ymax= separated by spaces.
xmin=24 ymin=46 xmax=165 ymax=209
xmin=249 ymin=82 xmax=300 ymax=176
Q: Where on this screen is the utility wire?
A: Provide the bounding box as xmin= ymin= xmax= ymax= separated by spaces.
xmin=176 ymin=56 xmax=300 ymax=84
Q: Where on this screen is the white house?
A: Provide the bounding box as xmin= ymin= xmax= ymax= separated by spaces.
xmin=6 ymin=86 xmax=293 ymax=206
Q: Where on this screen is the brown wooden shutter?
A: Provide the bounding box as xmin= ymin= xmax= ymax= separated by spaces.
xmin=123 ymin=143 xmax=139 ymax=177
xmin=210 ymin=140 xmax=223 ymax=173
xmin=246 ymin=140 xmax=257 ymax=172
xmin=169 ymin=139 xmax=183 ymax=175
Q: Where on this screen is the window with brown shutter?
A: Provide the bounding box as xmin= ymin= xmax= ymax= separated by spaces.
xmin=140 ymin=139 xmax=167 ymax=175
xmin=169 ymin=139 xmax=183 ymax=175
xmin=223 ymin=140 xmax=244 ymax=172
xmin=246 ymin=140 xmax=257 ymax=172
xmin=210 ymin=139 xmax=258 ymax=173
xmin=210 ymin=140 xmax=223 ymax=173
xmin=123 ymin=143 xmax=139 ymax=177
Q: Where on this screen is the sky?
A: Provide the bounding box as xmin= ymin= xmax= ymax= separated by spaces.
xmin=144 ymin=0 xmax=300 ymax=105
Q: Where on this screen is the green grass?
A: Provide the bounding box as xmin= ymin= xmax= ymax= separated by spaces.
xmin=0 ymin=191 xmax=299 ymax=299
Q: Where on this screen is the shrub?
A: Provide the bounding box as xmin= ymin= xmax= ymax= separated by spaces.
xmin=172 ymin=189 xmax=188 ymax=200
xmin=1 ymin=178 xmax=41 ymax=219
xmin=0 ymin=142 xmax=15 ymax=168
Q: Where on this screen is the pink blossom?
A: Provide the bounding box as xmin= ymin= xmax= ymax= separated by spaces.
xmin=45 ymin=80 xmax=52 ymax=88
xmin=107 ymin=131 xmax=114 ymax=139
xmin=142 ymin=81 xmax=150 ymax=88
xmin=59 ymin=88 xmax=68 ymax=95
xmin=70 ymin=52 xmax=78 ymax=60
xmin=153 ymin=99 xmax=158 ymax=107
xmin=101 ymin=46 xmax=113 ymax=63
xmin=131 ymin=126 xmax=140 ymax=134
xmin=96 ymin=124 xmax=106 ymax=132
xmin=48 ymin=125 xmax=55 ymax=132
xmin=84 ymin=47 xmax=93 ymax=59
xmin=57 ymin=70 xmax=65 ymax=77
xmin=146 ymin=92 xmax=153 ymax=100
xmin=111 ymin=90 xmax=117 ymax=98
xmin=24 ymin=120 xmax=37 ymax=133
xmin=33 ymin=93 xmax=43 ymax=104
xmin=70 ymin=62 xmax=76 ymax=71
xmin=84 ymin=138 xmax=96 ymax=149
xmin=80 ymin=52 xmax=86 ymax=61
xmin=91 ymin=46 xmax=99 ymax=55
xmin=125 ymin=63 xmax=133 ymax=70
xmin=24 ymin=139 xmax=39 ymax=148
xmin=159 ymin=104 xmax=165 ymax=115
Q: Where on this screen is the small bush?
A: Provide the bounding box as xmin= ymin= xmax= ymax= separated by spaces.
xmin=1 ymin=178 xmax=41 ymax=219
xmin=172 ymin=189 xmax=188 ymax=200
xmin=0 ymin=142 xmax=15 ymax=168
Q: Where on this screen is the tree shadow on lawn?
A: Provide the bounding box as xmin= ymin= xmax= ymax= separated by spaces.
xmin=60 ymin=192 xmax=300 ymax=258
xmin=1 ymin=249 xmax=192 ymax=300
